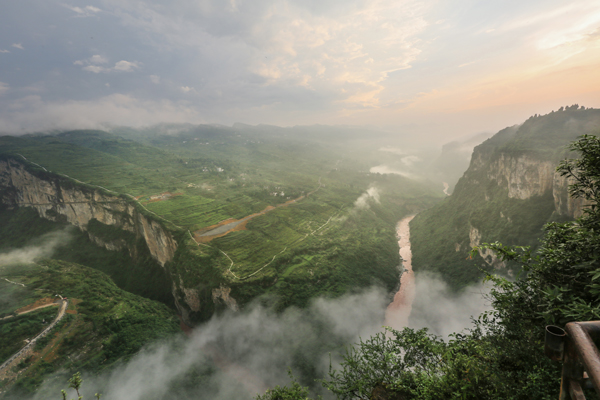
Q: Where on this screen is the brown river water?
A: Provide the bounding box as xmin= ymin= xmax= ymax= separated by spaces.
xmin=384 ymin=215 xmax=416 ymax=329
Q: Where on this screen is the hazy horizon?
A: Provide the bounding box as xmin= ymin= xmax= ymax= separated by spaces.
xmin=1 ymin=0 xmax=599 ymax=140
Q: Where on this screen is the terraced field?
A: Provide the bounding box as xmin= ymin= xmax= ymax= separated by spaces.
xmin=0 ymin=125 xmax=443 ymax=315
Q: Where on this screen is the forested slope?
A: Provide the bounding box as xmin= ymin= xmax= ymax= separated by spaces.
xmin=411 ymin=106 xmax=600 ymax=289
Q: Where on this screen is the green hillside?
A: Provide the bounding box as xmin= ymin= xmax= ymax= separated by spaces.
xmin=0 ymin=126 xmax=443 ymax=321
xmin=410 ymin=106 xmax=600 ymax=289
xmin=0 ymin=260 xmax=180 ymax=397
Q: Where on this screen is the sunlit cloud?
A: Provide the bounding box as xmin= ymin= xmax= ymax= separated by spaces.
xmin=63 ymin=4 xmax=102 ymax=17
xmin=76 ymin=58 xmax=140 ymax=74
xmin=0 ymin=0 xmax=599 ymax=138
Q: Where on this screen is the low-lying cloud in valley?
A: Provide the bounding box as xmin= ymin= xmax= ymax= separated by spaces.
xmin=1 ymin=229 xmax=490 ymax=400
xmin=0 ymin=229 xmax=72 ymax=267
xmin=21 ymin=277 xmax=490 ymax=400
xmin=353 ymin=186 xmax=380 ymax=211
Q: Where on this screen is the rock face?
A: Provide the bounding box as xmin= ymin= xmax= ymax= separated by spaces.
xmin=410 ymin=107 xmax=600 ymax=289
xmin=0 ymin=157 xmax=240 ymax=324
xmin=212 ymin=285 xmax=240 ymax=312
xmin=0 ymin=158 xmax=177 ymax=266
xmin=0 ymin=157 xmax=242 ymax=323
xmin=470 ymin=149 xmax=587 ymax=218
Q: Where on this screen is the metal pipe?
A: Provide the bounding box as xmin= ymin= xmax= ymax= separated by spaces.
xmin=546 ymin=325 xmax=566 ymax=361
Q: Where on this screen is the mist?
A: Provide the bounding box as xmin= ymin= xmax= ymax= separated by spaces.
xmin=408 ymin=272 xmax=492 ymax=338
xmin=353 ymin=186 xmax=380 ymax=211
xmin=13 ymin=272 xmax=490 ymax=400
xmin=0 ymin=228 xmax=72 ymax=268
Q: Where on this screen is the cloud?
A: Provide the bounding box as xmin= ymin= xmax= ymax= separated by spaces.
xmin=0 ymin=229 xmax=72 ymax=267
xmin=0 ymin=82 xmax=8 ymax=96
xmin=74 ymin=55 xmax=108 ymax=67
xmin=408 ymin=272 xmax=491 ymax=338
xmin=104 ymin=0 xmax=432 ymax=109
xmin=63 ymin=4 xmax=102 ymax=17
xmin=378 ymin=147 xmax=407 ymax=155
xmin=149 ymin=75 xmax=160 ymax=84
xmin=370 ymin=165 xmax=414 ymax=178
xmin=76 ymin=57 xmax=140 ymax=74
xmin=0 ymin=94 xmax=206 ymax=133
xmin=11 ymin=43 xmax=23 ymax=50
xmin=354 ymin=185 xmax=380 ymax=211
xmin=83 ymin=65 xmax=107 ymax=73
xmin=27 ymin=287 xmax=390 ymax=400
xmin=27 ymin=275 xmax=489 ymax=399
xmin=113 ymin=60 xmax=139 ymax=72
xmin=400 ymin=155 xmax=421 ymax=167
xmin=0 ymin=49 xmax=9 ymax=54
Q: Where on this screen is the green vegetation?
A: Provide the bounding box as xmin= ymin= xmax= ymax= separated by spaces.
xmin=411 ymin=106 xmax=600 ymax=290
xmin=0 ymin=307 xmax=58 ymax=364
xmin=1 ymin=125 xmax=442 ymax=323
xmin=1 ymin=259 xmax=180 ymax=396
xmin=255 ymin=134 xmax=600 ymax=400
xmin=0 ymin=206 xmax=173 ymax=305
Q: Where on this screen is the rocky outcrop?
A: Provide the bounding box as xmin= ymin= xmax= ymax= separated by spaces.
xmin=469 ymin=225 xmax=505 ymax=268
xmin=212 ymin=285 xmax=239 ymax=312
xmin=0 ymin=157 xmax=177 ymax=267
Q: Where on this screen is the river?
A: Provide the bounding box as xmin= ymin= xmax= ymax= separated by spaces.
xmin=384 ymin=215 xmax=416 ymax=329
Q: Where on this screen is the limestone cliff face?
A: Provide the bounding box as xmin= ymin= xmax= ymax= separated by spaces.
xmin=485 ymin=154 xmax=555 ymax=200
xmin=411 ymin=108 xmax=600 ymax=288
xmin=0 ymin=157 xmax=239 ymax=324
xmin=552 ymin=174 xmax=591 ymax=219
xmin=0 ymin=158 xmax=177 ymax=266
xmin=469 ymin=149 xmax=585 ymax=218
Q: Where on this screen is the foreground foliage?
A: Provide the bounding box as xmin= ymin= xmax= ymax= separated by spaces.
xmin=256 ymin=135 xmax=600 ymax=400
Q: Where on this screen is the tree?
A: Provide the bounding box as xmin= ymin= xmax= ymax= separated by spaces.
xmin=319 ymin=134 xmax=600 ymax=400
xmin=61 ymin=372 xmax=101 ymax=400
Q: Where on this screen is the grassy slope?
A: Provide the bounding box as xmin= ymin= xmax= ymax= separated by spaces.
xmin=410 ymin=107 xmax=600 ymax=290
xmin=0 ymin=260 xmax=180 ymax=397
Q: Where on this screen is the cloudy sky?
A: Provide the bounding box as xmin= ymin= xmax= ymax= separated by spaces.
xmin=1 ymin=0 xmax=599 ymax=138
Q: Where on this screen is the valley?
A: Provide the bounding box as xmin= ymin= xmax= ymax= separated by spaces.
xmin=0 ymin=127 xmax=443 ymax=325
xmin=1 ymin=107 xmax=599 ymax=399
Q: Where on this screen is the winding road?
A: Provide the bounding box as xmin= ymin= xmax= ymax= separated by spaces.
xmin=0 ymin=299 xmax=68 ymax=374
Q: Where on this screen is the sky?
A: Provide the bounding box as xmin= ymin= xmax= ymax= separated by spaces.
xmin=1 ymin=0 xmax=600 ymax=139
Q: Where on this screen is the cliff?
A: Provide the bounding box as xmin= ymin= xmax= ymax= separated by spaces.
xmin=410 ymin=106 xmax=600 ymax=289
xmin=0 ymin=156 xmax=246 ymax=324
xmin=0 ymin=157 xmax=177 ymax=266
